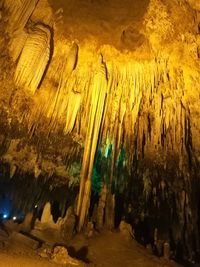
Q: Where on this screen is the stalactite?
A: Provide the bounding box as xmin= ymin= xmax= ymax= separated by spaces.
xmin=9 ymin=163 xmax=17 ymax=178
xmin=77 ymin=55 xmax=108 ymax=231
xmin=116 ymin=99 xmax=126 ymax=159
xmin=14 ymin=24 xmax=51 ymax=93
xmin=9 ymin=29 xmax=28 ymax=62
xmin=11 ymin=52 xmax=191 ymax=190
xmin=64 ymin=91 xmax=81 ymax=134
xmin=60 ymin=42 xmax=79 ymax=87
xmin=46 ymin=42 xmax=79 ymax=131
xmin=4 ymin=0 xmax=39 ymax=32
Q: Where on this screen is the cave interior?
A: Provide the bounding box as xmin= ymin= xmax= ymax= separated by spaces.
xmin=0 ymin=0 xmax=200 ymax=266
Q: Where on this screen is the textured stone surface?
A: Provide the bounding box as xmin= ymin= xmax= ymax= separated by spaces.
xmin=0 ymin=0 xmax=200 ymax=260
xmin=119 ymin=220 xmax=134 ymax=241
xmin=187 ymin=0 xmax=200 ymax=10
xmin=51 ymin=246 xmax=82 ymax=266
xmin=19 ymin=212 xmax=33 ymax=233
xmin=9 ymin=232 xmax=40 ymax=250
xmin=40 ymin=202 xmax=55 ymax=228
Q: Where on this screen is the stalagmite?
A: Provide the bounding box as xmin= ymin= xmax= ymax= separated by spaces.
xmin=40 ymin=202 xmax=54 ymax=226
xmin=105 ymin=192 xmax=115 ymax=230
xmin=96 ymin=184 xmax=107 ymax=230
xmin=19 ymin=212 xmax=33 ymax=233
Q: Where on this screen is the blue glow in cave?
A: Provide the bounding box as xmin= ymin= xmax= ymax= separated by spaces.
xmin=0 ymin=194 xmax=11 ymax=219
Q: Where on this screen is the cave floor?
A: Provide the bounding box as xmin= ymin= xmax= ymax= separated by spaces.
xmin=68 ymin=231 xmax=181 ymax=267
xmin=0 ymin=251 xmax=59 ymax=267
xmin=0 ymin=230 xmax=181 ymax=267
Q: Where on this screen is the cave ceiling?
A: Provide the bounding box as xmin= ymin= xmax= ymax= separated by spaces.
xmin=0 ymin=0 xmax=200 ymax=188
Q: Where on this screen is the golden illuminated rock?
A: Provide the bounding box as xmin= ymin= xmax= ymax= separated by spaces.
xmin=0 ymin=0 xmax=200 ymax=231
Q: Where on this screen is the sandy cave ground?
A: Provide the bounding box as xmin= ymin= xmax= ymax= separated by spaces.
xmin=0 ymin=230 xmax=181 ymax=267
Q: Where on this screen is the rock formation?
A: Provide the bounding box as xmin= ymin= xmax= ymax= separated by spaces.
xmin=0 ymin=0 xmax=200 ymax=262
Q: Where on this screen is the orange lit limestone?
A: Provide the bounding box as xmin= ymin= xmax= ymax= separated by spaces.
xmin=14 ymin=24 xmax=51 ymax=94
xmin=76 ymin=55 xmax=108 ymax=230
xmin=2 ymin=0 xmax=200 ymax=231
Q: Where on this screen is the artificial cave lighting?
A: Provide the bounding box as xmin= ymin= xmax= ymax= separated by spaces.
xmin=0 ymin=0 xmax=200 ymax=266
